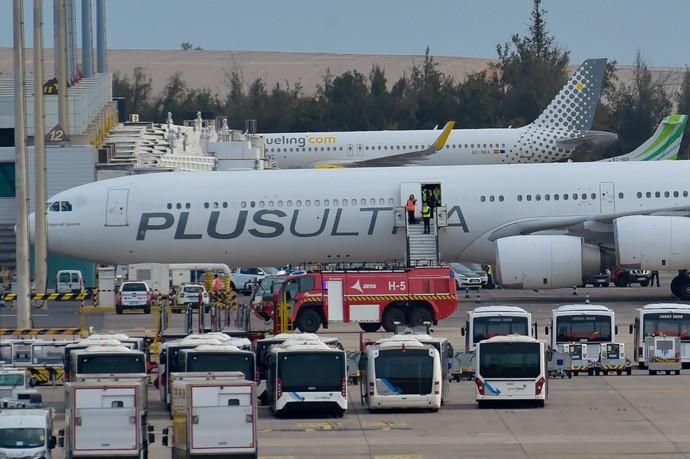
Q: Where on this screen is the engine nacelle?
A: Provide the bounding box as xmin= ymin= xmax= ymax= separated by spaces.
xmin=615 ymin=215 xmax=690 ymax=270
xmin=495 ymin=235 xmax=601 ymax=289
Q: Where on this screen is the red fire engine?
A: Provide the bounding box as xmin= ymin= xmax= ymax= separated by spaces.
xmin=266 ymin=267 xmax=457 ymax=333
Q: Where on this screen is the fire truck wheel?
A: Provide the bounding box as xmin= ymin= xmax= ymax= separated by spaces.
xmin=295 ymin=308 xmax=323 ymax=333
xmin=409 ymin=306 xmax=433 ymax=327
xmin=359 ymin=322 xmax=381 ymax=333
xmin=382 ymin=306 xmax=406 ymax=332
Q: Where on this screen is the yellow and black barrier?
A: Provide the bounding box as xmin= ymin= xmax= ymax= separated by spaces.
xmin=0 ymin=328 xmax=80 ymax=336
xmin=28 ymin=366 xmax=65 ymax=385
xmin=2 ymin=292 xmax=92 ymax=302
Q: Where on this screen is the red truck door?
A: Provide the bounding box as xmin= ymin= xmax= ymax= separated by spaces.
xmin=326 ymin=278 xmax=344 ymax=322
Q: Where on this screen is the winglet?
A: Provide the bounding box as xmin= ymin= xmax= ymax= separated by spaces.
xmin=431 ymin=121 xmax=456 ymax=151
xmin=602 ymin=114 xmax=688 ymax=162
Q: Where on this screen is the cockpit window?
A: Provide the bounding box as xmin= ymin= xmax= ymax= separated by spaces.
xmin=49 ymin=201 xmax=72 ymax=212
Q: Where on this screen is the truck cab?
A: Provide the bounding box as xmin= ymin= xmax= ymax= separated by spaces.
xmin=0 ymin=409 xmax=56 ymax=459
xmin=0 ymin=368 xmax=42 ymax=408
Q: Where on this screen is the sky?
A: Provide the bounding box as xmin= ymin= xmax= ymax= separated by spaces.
xmin=1 ymin=0 xmax=689 ymax=68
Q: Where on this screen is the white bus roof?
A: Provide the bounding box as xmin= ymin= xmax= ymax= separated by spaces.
xmin=470 ymin=305 xmax=529 ymax=315
xmin=68 ymin=339 xmax=124 ymax=348
xmin=554 ymin=304 xmax=612 ymax=313
xmin=374 ymin=338 xmax=431 ymax=351
xmin=75 ymin=345 xmax=142 ymax=354
xmin=272 ymin=341 xmax=340 ymax=353
xmin=640 ymin=303 xmax=690 ymax=311
xmin=479 ymin=335 xmax=540 ymax=344
xmin=188 ymin=344 xmax=247 ymax=353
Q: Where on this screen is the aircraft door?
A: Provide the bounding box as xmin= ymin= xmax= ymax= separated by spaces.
xmin=105 ymin=188 xmax=129 ymax=227
xmin=599 ymin=182 xmax=615 ymax=213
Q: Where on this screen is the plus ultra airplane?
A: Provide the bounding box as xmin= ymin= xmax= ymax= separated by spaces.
xmin=261 ymin=59 xmax=616 ymax=167
xmin=38 ymin=114 xmax=690 ymax=302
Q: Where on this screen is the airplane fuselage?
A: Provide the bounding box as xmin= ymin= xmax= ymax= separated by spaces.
xmin=44 ymin=162 xmax=690 ymax=267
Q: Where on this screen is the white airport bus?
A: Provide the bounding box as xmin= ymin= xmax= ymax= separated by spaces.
xmin=475 ymin=335 xmax=547 ymax=408
xmin=463 ymin=306 xmax=533 ymax=352
xmin=549 ymin=304 xmax=615 ymax=362
xmin=266 ymin=340 xmax=347 ymax=417
xmin=69 ymin=345 xmax=147 ymax=380
xmin=360 ymin=336 xmax=442 ymax=411
xmin=633 ymin=303 xmax=690 ymax=368
xmin=254 ymin=333 xmax=342 ymax=404
xmin=176 ymin=344 xmax=256 ymax=381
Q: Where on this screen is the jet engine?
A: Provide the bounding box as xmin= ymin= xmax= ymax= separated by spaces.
xmin=495 ymin=235 xmax=601 ymax=289
xmin=615 ymin=215 xmax=690 ymax=270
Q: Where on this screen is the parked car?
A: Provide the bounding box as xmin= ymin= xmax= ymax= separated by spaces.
xmin=450 ymin=263 xmax=483 ymax=290
xmin=176 ymin=284 xmax=210 ymax=308
xmin=230 ymin=267 xmax=282 ymax=294
xmin=463 ymin=263 xmax=489 ymax=286
xmin=115 ymin=281 xmax=152 ymax=314
xmin=582 ymin=270 xmax=611 ymax=287
xmin=611 ymin=268 xmax=652 ymax=287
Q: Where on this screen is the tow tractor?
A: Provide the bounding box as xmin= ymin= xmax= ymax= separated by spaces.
xmin=0 ymin=367 xmax=42 ymax=408
xmin=558 ymin=343 xmax=595 ymax=376
xmin=645 ymin=336 xmax=682 ymax=375
xmin=595 ymin=343 xmax=632 ymax=376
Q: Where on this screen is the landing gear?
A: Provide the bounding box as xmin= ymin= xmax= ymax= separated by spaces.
xmin=671 ymin=271 xmax=690 ymax=300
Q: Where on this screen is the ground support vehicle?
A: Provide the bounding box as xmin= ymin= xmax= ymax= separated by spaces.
xmin=633 ymin=304 xmax=690 ymax=368
xmin=475 ymin=335 xmax=547 ymax=408
xmin=60 ymin=380 xmax=153 ymax=459
xmin=0 ymin=368 xmax=42 ymax=408
xmin=463 ymin=305 xmax=534 ymax=353
xmin=0 ymin=408 xmax=56 ymax=458
xmin=450 ymin=351 xmax=476 ymax=381
xmin=360 ymin=336 xmax=442 ymax=411
xmin=557 ymin=343 xmax=595 ymax=376
xmin=595 ymin=343 xmax=632 ymax=376
xmin=547 ymin=349 xmax=571 ymax=379
xmin=645 ymin=336 xmax=682 ymax=375
xmin=549 ymin=304 xmax=616 ymax=366
xmin=162 ymin=373 xmax=257 ymax=458
xmin=271 ymin=267 xmax=457 ymax=333
xmin=116 ymin=281 xmax=152 ymax=314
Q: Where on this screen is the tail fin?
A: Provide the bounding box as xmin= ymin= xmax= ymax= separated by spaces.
xmin=530 ymin=58 xmax=607 ymax=131
xmin=601 ymin=114 xmax=688 ymax=162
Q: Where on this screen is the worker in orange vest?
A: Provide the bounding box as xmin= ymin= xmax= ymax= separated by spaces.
xmin=406 ymin=194 xmax=417 ymax=224
xmin=212 ymin=274 xmax=223 ymax=293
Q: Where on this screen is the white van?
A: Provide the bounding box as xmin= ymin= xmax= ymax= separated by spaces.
xmin=56 ymin=270 xmax=83 ymax=294
xmin=0 ymin=409 xmax=56 ymax=458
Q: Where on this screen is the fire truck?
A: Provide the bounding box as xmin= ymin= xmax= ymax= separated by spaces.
xmin=258 ymin=267 xmax=457 ymax=333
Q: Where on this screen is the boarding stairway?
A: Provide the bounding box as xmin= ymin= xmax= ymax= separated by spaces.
xmin=406 ymin=219 xmax=439 ymax=266
xmin=0 ymin=225 xmax=16 ymax=271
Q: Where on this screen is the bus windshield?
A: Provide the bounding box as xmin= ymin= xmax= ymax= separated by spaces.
xmin=643 ymin=313 xmax=690 ymax=342
xmin=32 ymin=344 xmax=66 ymax=365
xmin=279 ymin=352 xmax=343 ymax=392
xmin=374 ymin=349 xmax=433 ymax=395
xmin=76 ymin=354 xmax=145 ymax=374
xmin=184 ymin=353 xmax=254 ymax=379
xmin=0 ymin=373 xmax=25 ymax=387
xmin=555 ymin=315 xmax=612 ymax=342
xmin=473 ymin=316 xmax=529 ymax=343
xmin=479 ymin=342 xmax=541 ymax=379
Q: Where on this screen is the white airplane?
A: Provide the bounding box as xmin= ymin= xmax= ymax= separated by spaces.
xmin=261 ymin=59 xmax=616 ymax=167
xmin=38 ymin=138 xmax=690 ymax=301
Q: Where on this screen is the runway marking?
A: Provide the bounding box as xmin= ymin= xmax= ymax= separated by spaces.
xmin=0 ymin=314 xmax=48 ymax=317
xmin=362 ymin=420 xmax=408 ymax=428
xmin=296 ymin=421 xmax=342 ymax=430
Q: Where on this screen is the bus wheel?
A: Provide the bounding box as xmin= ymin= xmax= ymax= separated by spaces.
xmin=258 ymin=393 xmax=268 ymax=406
xmin=295 ymin=308 xmax=322 ymax=333
xmin=535 ymin=400 xmax=545 ymax=408
xmin=382 ymin=306 xmax=405 ymax=332
xmin=408 ymin=307 xmax=433 ymax=327
xmin=359 ymin=322 xmax=381 ymax=333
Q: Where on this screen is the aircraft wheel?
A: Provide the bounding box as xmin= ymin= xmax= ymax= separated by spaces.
xmin=672 ymin=275 xmax=690 ymax=300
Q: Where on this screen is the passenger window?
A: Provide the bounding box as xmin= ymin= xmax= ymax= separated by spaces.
xmin=664 ymin=191 xmax=670 ymax=198
xmin=185 ymin=203 xmax=191 ymax=209
xmin=269 ymin=200 xmax=274 ymax=207
xmin=342 ymin=199 xmax=347 ymax=207
xmin=480 ymin=196 xmax=486 ymax=202
xmin=315 ymin=200 xmax=320 ymax=206
xmin=535 ymin=194 xmax=541 ymax=201
xmin=619 ymin=193 xmax=625 ymax=199
xmin=563 ymin=194 xmax=569 ymax=200
xmin=498 ymin=195 xmax=504 ymax=202
xmin=203 ymin=202 xmax=209 ymax=209
xmin=250 ymin=201 xmax=256 ymax=208
xmin=259 ymin=201 xmax=265 ymax=208
xmin=361 ymin=199 xmax=366 ymax=206
xmin=646 ymin=192 xmax=651 ymax=198
xmin=517 ymin=195 xmax=523 ymax=202
xmin=545 ymin=194 xmax=550 ymax=201
xmin=489 ymin=196 xmax=495 ymax=202
xmin=572 ymin=193 xmax=578 ymax=200
xmin=673 ymin=191 xmax=679 ymax=198
xmin=636 ymin=192 xmax=642 ymax=198
xmin=591 ymin=193 xmax=596 ymax=200
xmin=333 ymin=199 xmax=339 ymax=206
xmin=526 ymin=195 xmax=532 ymax=201
xmin=305 ymin=200 xmax=311 ymax=207
xmin=554 ymin=194 xmax=559 ymax=201
xmin=324 ymin=199 xmax=329 ymax=206
xmin=296 ymin=200 xmax=302 ymax=207
xmin=222 ymin=202 xmax=228 ymax=208
xmin=655 ymin=191 xmax=660 ymax=198
xmin=287 ymin=200 xmax=293 ymax=207
xmin=581 ymin=193 xmax=587 ymax=200
xmin=61 ymin=201 xmax=72 ymax=211
xmin=278 ymin=200 xmax=284 ymax=206
xmin=351 ymin=199 xmax=357 ymax=206
xmin=49 ymin=202 xmax=61 ymax=212
xmin=241 ymin=201 xmax=246 ymax=208
xmin=684 ymin=191 xmax=689 ymax=197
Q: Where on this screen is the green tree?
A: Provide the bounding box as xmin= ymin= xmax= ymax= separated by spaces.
xmin=180 ymin=42 xmax=193 ymax=51
xmin=608 ymin=52 xmax=671 ymax=154
xmin=111 ymin=67 xmax=154 ymax=119
xmin=493 ymin=0 xmax=570 ymax=126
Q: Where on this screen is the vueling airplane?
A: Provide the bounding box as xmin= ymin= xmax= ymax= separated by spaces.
xmin=261 ymin=59 xmax=616 ymax=167
xmin=38 ymin=117 xmax=690 ymax=305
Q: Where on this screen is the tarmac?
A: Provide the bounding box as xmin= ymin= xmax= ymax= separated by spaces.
xmin=3 ymin=274 xmax=690 ymax=458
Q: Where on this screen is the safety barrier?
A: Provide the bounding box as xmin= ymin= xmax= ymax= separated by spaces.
xmin=28 ymin=366 xmax=65 ymax=386
xmin=0 ymin=328 xmax=80 ymax=336
xmin=2 ymin=292 xmax=91 ymax=301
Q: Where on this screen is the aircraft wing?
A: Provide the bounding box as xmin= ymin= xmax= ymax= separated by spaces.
xmin=314 ymin=121 xmax=455 ymax=168
xmin=487 ymin=204 xmax=690 ymax=242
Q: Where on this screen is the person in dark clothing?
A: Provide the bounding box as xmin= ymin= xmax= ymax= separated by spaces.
xmin=649 ymin=270 xmax=660 ymax=287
